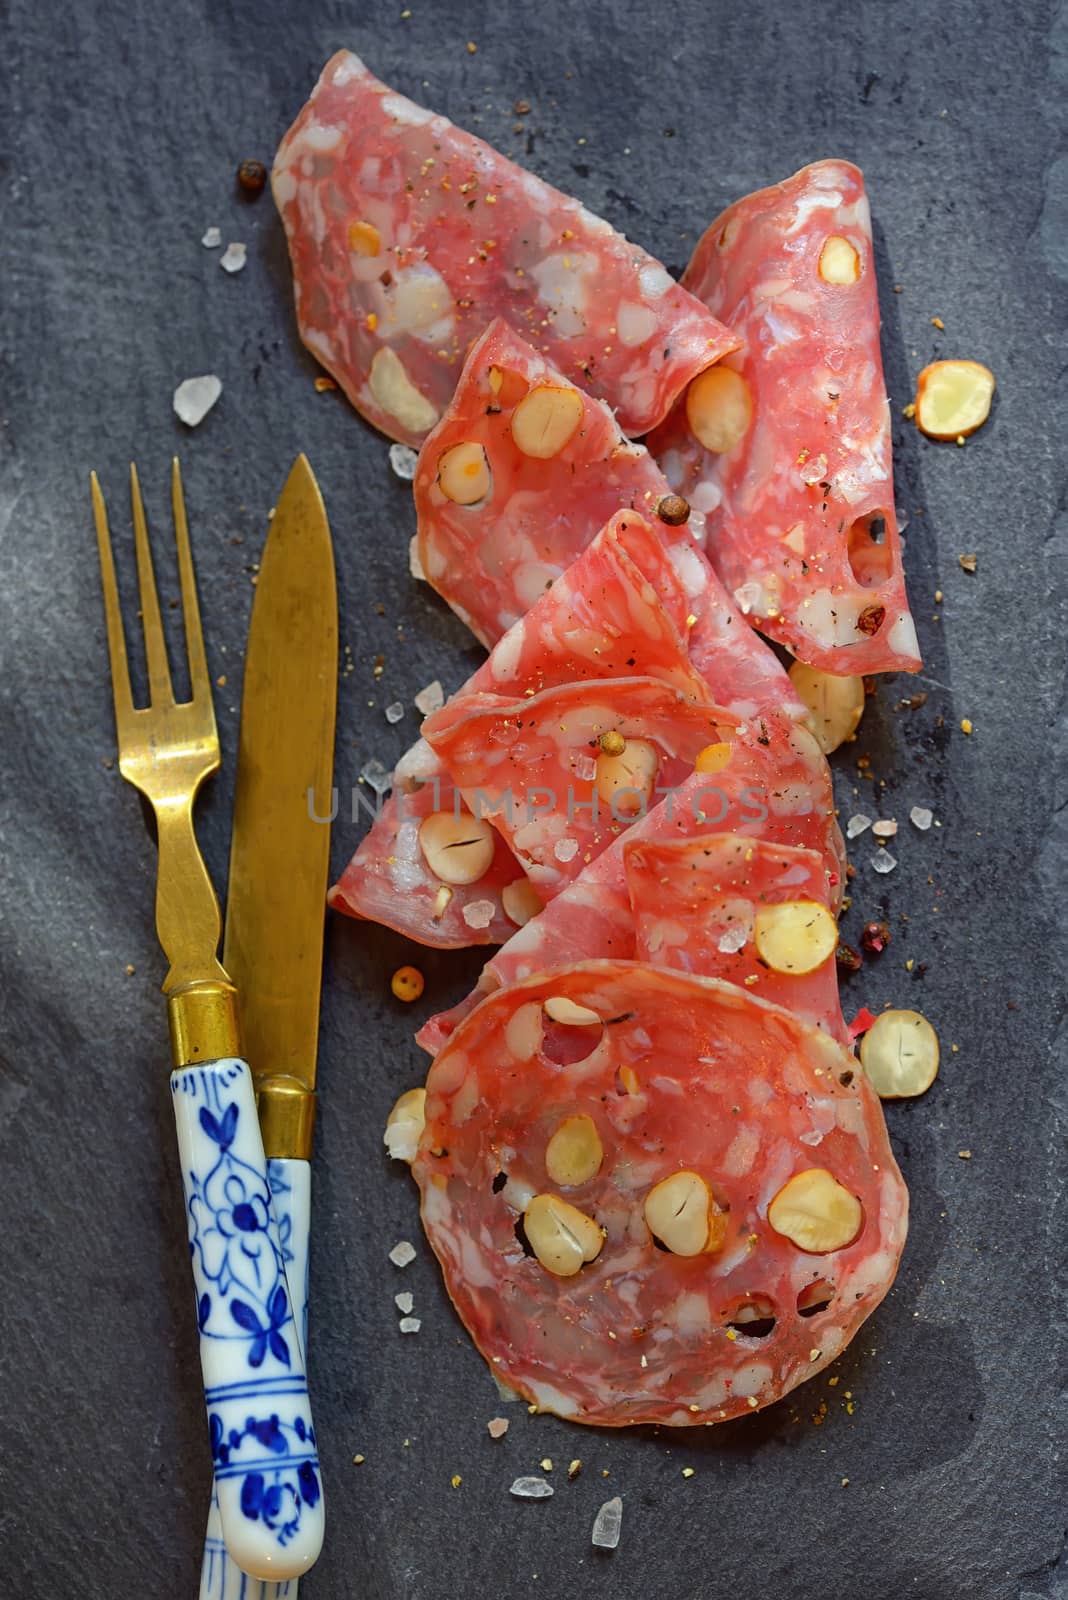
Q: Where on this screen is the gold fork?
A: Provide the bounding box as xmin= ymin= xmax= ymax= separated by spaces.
xmin=92 ymin=461 xmax=232 ymax=1042
xmin=92 ymin=463 xmax=324 ymax=1582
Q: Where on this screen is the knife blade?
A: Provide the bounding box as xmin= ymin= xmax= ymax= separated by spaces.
xmin=224 ymin=452 xmax=338 ymax=1161
xmin=198 ymin=453 xmax=337 ymax=1593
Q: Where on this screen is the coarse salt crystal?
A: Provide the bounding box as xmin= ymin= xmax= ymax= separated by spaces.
xmin=572 ymin=752 xmax=597 ymax=782
xmin=173 ymin=375 xmax=222 ymax=427
xmin=360 ymin=758 xmax=393 ymax=796
xmin=409 ymin=535 xmax=426 ymax=581
xmin=733 ymin=580 xmax=764 ymax=616
xmin=389 ymin=442 xmax=419 ymax=480
xmin=414 ymin=679 xmax=445 ymax=716
xmin=717 ymin=925 xmax=747 ymax=955
xmin=510 ymin=1477 xmax=553 ymax=1500
xmin=554 ymin=837 xmax=579 ymax=862
xmin=872 ymin=818 xmax=898 ymax=839
xmin=846 ymin=814 xmax=871 ymax=839
xmin=871 ymin=852 xmax=898 ymax=874
xmin=799 ymin=452 xmax=828 ymax=486
xmin=395 ymin=1291 xmax=414 ymax=1314
xmin=399 ymin=1316 xmax=421 ymax=1334
xmin=220 ymin=242 xmax=247 ymax=274
xmin=201 ymin=226 xmax=222 ymax=248
xmin=591 ymin=1496 xmax=623 ymax=1550
xmin=910 ymin=805 xmax=933 ymax=831
xmin=385 ymin=701 xmax=405 ymax=724
xmin=389 ymin=1240 xmax=417 ymax=1268
xmin=487 ymin=1417 xmax=509 ymax=1439
xmin=462 ymin=898 xmax=496 ymax=930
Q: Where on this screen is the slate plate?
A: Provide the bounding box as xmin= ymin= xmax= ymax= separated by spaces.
xmin=1 ymin=1 xmax=1065 ymax=1596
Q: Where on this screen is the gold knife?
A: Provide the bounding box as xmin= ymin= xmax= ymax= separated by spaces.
xmin=199 ymin=454 xmax=338 ymax=1599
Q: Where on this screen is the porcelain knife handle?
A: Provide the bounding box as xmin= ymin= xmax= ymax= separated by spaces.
xmin=199 ymin=1160 xmax=312 ymax=1599
xmin=265 ymin=1159 xmax=312 ymax=1355
xmin=172 ymin=1059 xmax=324 ymax=1581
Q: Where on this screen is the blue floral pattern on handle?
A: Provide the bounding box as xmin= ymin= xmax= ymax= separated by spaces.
xmin=200 ymin=1158 xmax=311 ymax=1599
xmin=172 ymin=1061 xmax=323 ymax=1575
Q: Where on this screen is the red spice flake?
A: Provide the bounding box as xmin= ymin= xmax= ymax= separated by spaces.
xmin=847 ymin=1007 xmax=877 ymax=1041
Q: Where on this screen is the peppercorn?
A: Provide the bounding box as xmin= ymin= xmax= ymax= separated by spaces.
xmin=237 ymin=159 xmax=268 ymax=196
xmin=860 ymin=920 xmax=891 ymax=955
xmin=391 ymin=966 xmax=425 ymax=1002
xmin=835 ymin=941 xmax=863 ymax=974
xmin=656 ymin=494 xmax=691 ymax=527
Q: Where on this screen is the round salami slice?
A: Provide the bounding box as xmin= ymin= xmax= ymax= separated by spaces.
xmin=623 ymin=832 xmax=847 ymax=1042
xmin=649 ymin=160 xmax=921 ymax=676
xmin=272 ymin=53 xmax=737 ymax=448
xmin=413 ymin=960 xmax=908 ymax=1427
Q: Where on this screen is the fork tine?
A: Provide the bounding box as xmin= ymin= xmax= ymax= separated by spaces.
xmin=129 ymin=461 xmax=174 ymax=705
xmin=91 ymin=472 xmax=136 ymax=733
xmin=171 ymin=458 xmax=213 ymax=710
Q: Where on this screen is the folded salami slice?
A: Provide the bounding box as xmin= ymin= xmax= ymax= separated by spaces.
xmin=623 ymin=833 xmax=847 ymax=1042
xmin=422 ymin=677 xmax=733 ymax=902
xmin=418 ymin=720 xmax=846 ymax=1052
xmin=272 ymin=53 xmax=737 ymax=447
xmin=414 ymin=321 xmax=802 ymax=723
xmin=413 ymin=960 xmax=908 ymax=1426
xmin=414 ymin=320 xmax=700 ymax=644
xmin=329 ymin=512 xmax=714 ymax=946
xmin=327 ymin=770 xmax=526 ymax=948
xmin=649 ymin=160 xmax=921 ymax=676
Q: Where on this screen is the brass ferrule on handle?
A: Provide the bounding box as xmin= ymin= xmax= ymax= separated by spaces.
xmin=167 ymin=980 xmax=241 ymax=1069
xmin=255 ymin=1075 xmax=317 ymax=1161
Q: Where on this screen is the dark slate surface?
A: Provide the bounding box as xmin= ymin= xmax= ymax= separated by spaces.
xmin=1 ymin=1 xmax=1065 ymax=1595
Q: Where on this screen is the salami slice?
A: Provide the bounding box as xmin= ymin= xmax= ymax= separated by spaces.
xmin=421 ymin=676 xmax=733 ymax=902
xmin=418 ymin=720 xmax=847 ymax=1053
xmin=623 ymin=833 xmax=847 ymax=1042
xmin=330 ymin=512 xmax=715 ymax=947
xmin=414 ymin=320 xmax=803 ymax=721
xmin=272 ymin=53 xmax=737 ymax=447
xmin=413 ymin=960 xmax=908 ymax=1426
xmin=649 ymin=161 xmax=921 ymax=676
